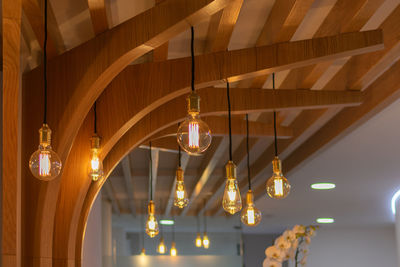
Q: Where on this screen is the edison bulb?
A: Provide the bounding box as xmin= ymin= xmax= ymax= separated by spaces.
xmin=222 ymin=161 xmax=242 ymax=214
xmin=88 ymin=135 xmax=104 ymax=181
xmin=29 ymin=124 xmax=62 ymax=181
xmin=202 ymin=233 xmax=210 ymax=249
xmin=170 ymin=242 xmax=177 ymax=256
xmin=266 ymin=157 xmax=291 ymax=199
xmin=241 ymin=190 xmax=262 ymax=226
xmin=140 ymin=248 xmax=146 ymax=255
xmin=174 ymin=167 xmax=189 ymax=208
xmin=195 ymin=233 xmax=202 ymax=247
xmin=158 ymin=237 xmax=166 ymax=254
xmin=145 ymin=201 xmax=159 ymax=238
xmin=177 ymin=92 xmax=211 ymax=155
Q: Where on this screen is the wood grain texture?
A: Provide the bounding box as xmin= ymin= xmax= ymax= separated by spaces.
xmin=3 ymin=0 xmax=22 ymax=266
xmin=87 ymin=0 xmax=109 ymax=34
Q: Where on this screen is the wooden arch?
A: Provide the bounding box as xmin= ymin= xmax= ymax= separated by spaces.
xmin=20 ymin=0 xmax=384 ymax=265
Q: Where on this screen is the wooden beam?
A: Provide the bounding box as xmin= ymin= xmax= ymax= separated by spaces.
xmin=87 ymin=0 xmax=109 ymax=34
xmin=164 ymin=153 xmax=190 ymax=215
xmin=3 ymin=0 xmax=22 ymax=266
xmin=121 ymin=156 xmax=136 ymax=216
xmin=103 ymin=182 xmax=120 ymax=215
xmin=153 ymin=0 xmax=170 ymax=61
xmin=181 ymin=138 xmax=229 ymax=215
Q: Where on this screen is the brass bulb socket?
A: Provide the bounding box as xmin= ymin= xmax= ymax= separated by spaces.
xmin=160 ymin=237 xmax=164 ymax=243
xmin=176 ymin=167 xmax=184 ymax=182
xmin=246 ymin=190 xmax=254 ymax=205
xmin=39 ymin=124 xmax=52 ymax=146
xmin=225 ymin=161 xmax=237 ymax=179
xmin=272 ymin=156 xmax=282 ymax=174
xmin=148 ymin=200 xmax=155 ymax=215
xmin=91 ymin=135 xmax=101 ymax=149
xmin=187 ymin=91 xmax=200 ymax=114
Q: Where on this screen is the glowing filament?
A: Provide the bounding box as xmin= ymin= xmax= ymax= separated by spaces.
xmin=188 ymin=122 xmax=199 ymax=148
xmin=148 ymin=219 xmax=156 ymax=230
xmin=203 ymin=235 xmax=210 ymax=249
xmin=176 ymin=189 xmax=185 ymax=200
xmin=247 ymin=208 xmax=255 ymax=225
xmin=274 ymin=178 xmax=284 ymax=196
xmin=91 ymin=156 xmax=100 ymax=171
xmin=195 ymin=234 xmax=202 ymax=247
xmin=39 ymin=153 xmax=51 ymax=177
xmin=228 ymin=184 xmax=237 ymax=201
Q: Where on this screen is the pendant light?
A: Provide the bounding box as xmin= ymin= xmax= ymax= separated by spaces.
xmin=88 ymin=102 xmax=104 ymax=181
xmin=29 ymin=0 xmax=62 ymax=181
xmin=241 ymin=114 xmax=262 ymax=226
xmin=266 ymin=73 xmax=291 ymax=199
xmin=202 ymin=212 xmax=210 ymax=249
xmin=222 ymin=81 xmax=242 ymax=215
xmin=157 ymin=215 xmax=166 ymax=254
xmin=177 ymin=26 xmax=211 ymax=155
xmin=146 ymin=142 xmax=159 ymax=238
xmin=174 ymin=141 xmax=189 ymax=208
xmin=195 ymin=215 xmax=202 ymax=248
xmin=170 ymin=214 xmax=177 ymax=256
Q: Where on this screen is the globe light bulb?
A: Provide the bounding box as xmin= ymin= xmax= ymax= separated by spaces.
xmin=173 ymin=167 xmax=189 ymax=208
xmin=140 ymin=248 xmax=146 ymax=256
xmin=29 ymin=124 xmax=62 ymax=181
xmin=222 ymin=161 xmax=242 ymax=214
xmin=195 ymin=233 xmax=202 ymax=247
xmin=170 ymin=242 xmax=177 ymax=256
xmin=177 ymin=92 xmax=211 ymax=155
xmin=266 ymin=157 xmax=291 ymax=199
xmin=158 ymin=237 xmax=166 ymax=254
xmin=202 ymin=233 xmax=210 ymax=249
xmin=145 ymin=201 xmax=159 ymax=238
xmin=88 ymin=135 xmax=104 ymax=181
xmin=241 ymin=190 xmax=262 ymax=226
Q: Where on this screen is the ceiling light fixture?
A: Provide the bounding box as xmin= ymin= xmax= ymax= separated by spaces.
xmin=222 ymin=81 xmax=242 ymax=215
xmin=241 ymin=114 xmax=262 ymax=227
xmin=195 ymin=216 xmax=202 ymax=248
xmin=203 ymin=212 xmax=210 ymax=249
xmin=160 ymin=219 xmax=175 ymax=226
xmin=170 ymin=214 xmax=178 ymax=256
xmin=29 ymin=0 xmax=62 ymax=181
xmin=316 ymin=218 xmax=335 ymax=224
xmin=266 ymin=73 xmax=291 ymax=199
xmin=88 ymin=102 xmax=104 ymax=181
xmin=174 ymin=141 xmax=189 ymax=208
xmin=311 ymin=183 xmax=336 ymax=190
xmin=177 ymin=26 xmax=211 ymax=155
xmin=391 ymin=189 xmax=400 ymax=215
xmin=146 ymin=142 xmax=159 ymax=238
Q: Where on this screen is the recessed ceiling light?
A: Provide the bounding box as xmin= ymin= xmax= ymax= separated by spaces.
xmin=311 ymin=183 xmax=336 ymax=190
xmin=160 ymin=219 xmax=174 ymax=225
xmin=316 ymin=218 xmax=334 ymax=224
xmin=391 ymin=189 xmax=400 ymax=215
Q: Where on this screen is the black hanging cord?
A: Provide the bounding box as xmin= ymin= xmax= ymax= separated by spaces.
xmin=141 ymin=203 xmax=145 ymax=248
xmin=94 ymin=102 xmax=97 ymax=134
xmin=191 ymin=26 xmax=195 ymax=92
xmin=178 ymin=123 xmax=182 ymax=167
xmin=272 ymin=73 xmax=278 ymax=157
xmin=246 ymin=114 xmax=251 ymax=191
xmin=149 ymin=142 xmax=153 ymax=201
xmin=172 ymin=213 xmax=176 ymax=242
xmin=203 ymin=200 xmax=207 ymax=232
xmin=196 ymin=215 xmax=200 ymax=233
xmin=43 ymin=0 xmax=48 ymax=124
xmin=227 ymin=82 xmax=233 ymax=161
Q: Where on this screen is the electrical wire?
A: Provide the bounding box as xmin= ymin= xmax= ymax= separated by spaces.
xmin=178 ymin=123 xmax=182 ymax=167
xmin=227 ymin=81 xmax=233 ymax=161
xmin=191 ymin=26 xmax=195 ymax=92
xmin=246 ymin=114 xmax=251 ymax=190
xmin=94 ymin=101 xmax=97 ymax=134
xmin=149 ymin=141 xmax=153 ymax=201
xmin=272 ymin=73 xmax=278 ymax=157
xmin=43 ymin=0 xmax=48 ymax=124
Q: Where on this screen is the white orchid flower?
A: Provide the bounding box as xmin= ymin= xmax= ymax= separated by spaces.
xmin=300 ymin=254 xmax=308 ymax=265
xmin=263 ymin=259 xmax=283 ymax=267
xmin=293 ymin=225 xmax=306 ymax=235
xmin=283 ymin=230 xmax=296 ymax=242
xmin=275 ymin=236 xmax=291 ymax=251
xmin=265 ymin=246 xmax=282 ymax=261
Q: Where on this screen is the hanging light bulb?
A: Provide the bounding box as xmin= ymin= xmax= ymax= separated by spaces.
xmin=29 ymin=124 xmax=62 ymax=180
xmin=222 ymin=82 xmax=242 ymax=214
xmin=202 ymin=233 xmax=210 ymax=249
xmin=170 ymin=241 xmax=177 ymax=256
xmin=158 ymin=237 xmax=166 ymax=254
xmin=29 ymin=0 xmax=62 ymax=181
xmin=241 ymin=114 xmax=262 ymax=226
xmin=176 ymin=27 xmax=211 ymax=155
xmin=145 ymin=200 xmax=159 ymax=238
xmin=195 ymin=232 xmax=202 ymax=247
xmin=140 ymin=248 xmax=146 ymax=256
xmin=266 ymin=73 xmax=291 ymax=199
xmin=88 ymin=103 xmax=103 ymax=181
xmin=174 ymin=144 xmax=189 ymax=208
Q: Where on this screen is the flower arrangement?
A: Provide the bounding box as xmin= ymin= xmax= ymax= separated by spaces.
xmin=263 ymin=225 xmax=317 ymax=267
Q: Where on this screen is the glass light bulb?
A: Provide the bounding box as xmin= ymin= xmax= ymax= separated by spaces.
xmin=202 ymin=233 xmax=210 ymax=249
xmin=145 ymin=201 xmax=159 ymax=238
xmin=174 ymin=167 xmax=189 ymax=208
xmin=195 ymin=233 xmax=202 ymax=247
xmin=158 ymin=237 xmax=166 ymax=254
xmin=222 ymin=161 xmax=242 ymax=214
xmin=177 ymin=92 xmax=211 ymax=155
xmin=29 ymin=124 xmax=62 ymax=181
xmin=266 ymin=157 xmax=291 ymax=199
xmin=88 ymin=135 xmax=103 ymax=181
xmin=140 ymin=248 xmax=146 ymax=255
xmin=241 ymin=190 xmax=262 ymax=226
xmin=170 ymin=242 xmax=177 ymax=256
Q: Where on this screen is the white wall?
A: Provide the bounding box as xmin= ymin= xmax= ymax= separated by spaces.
xmin=306 ymin=226 xmax=397 ymax=267
xmin=83 ymin=193 xmax=103 ymax=267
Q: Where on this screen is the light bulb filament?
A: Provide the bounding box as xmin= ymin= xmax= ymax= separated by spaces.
xmin=91 ymin=157 xmax=100 ymax=171
xmin=274 ymin=178 xmax=284 ymax=197
xmin=247 ymin=208 xmax=255 ymax=225
xmin=188 ymin=122 xmax=199 ymax=148
xmin=39 ymin=152 xmax=51 ymax=177
xmin=228 ymin=188 xmax=237 ymax=201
